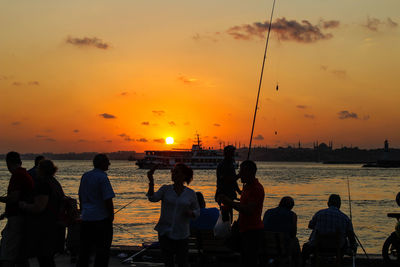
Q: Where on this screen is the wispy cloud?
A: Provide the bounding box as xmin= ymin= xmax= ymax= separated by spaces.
xmin=296 ymin=105 xmax=308 ymax=109
xmin=178 ymin=75 xmax=198 ymax=84
xmin=45 ymin=138 xmax=56 ymax=142
xmin=254 ymin=134 xmax=264 ymax=140
xmin=78 ymin=139 xmax=88 ymax=143
xmin=387 ymin=18 xmax=398 ymax=28
xmin=320 ymin=65 xmax=348 ymax=79
xmin=118 ymin=133 xmax=134 ymax=142
xmin=120 ymin=92 xmax=128 ymax=96
xmin=136 ymin=138 xmax=148 ymax=142
xmin=141 ymin=121 xmax=150 ymax=126
xmin=11 ymin=121 xmax=21 ymax=126
xmin=99 ymin=113 xmax=116 ymax=119
xmin=192 ymin=32 xmax=221 ymax=42
xmin=331 ymin=70 xmax=347 ymax=79
xmin=153 ymin=138 xmax=164 ymax=143
xmin=320 ymin=20 xmax=340 ymax=29
xmin=169 ymin=121 xmax=176 ymax=126
xmin=338 ymin=110 xmax=358 ymax=120
xmin=12 ymin=82 xmax=23 ymax=86
xmin=28 ymin=81 xmax=40 ymax=86
xmin=66 ymin=36 xmax=110 ymax=50
xmin=226 ymin=17 xmax=339 ymax=43
xmin=304 ymin=114 xmax=315 ymax=119
xmin=364 ymin=17 xmax=398 ymax=32
xmin=36 ymin=135 xmax=47 ymax=138
xmin=213 ymin=123 xmax=221 ymax=127
xmin=152 ymin=110 xmax=165 ymax=116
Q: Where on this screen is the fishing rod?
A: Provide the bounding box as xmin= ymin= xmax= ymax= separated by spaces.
xmin=114 ymin=198 xmax=138 ymax=215
xmin=347 ymin=176 xmax=371 ymax=263
xmin=247 ymin=0 xmax=277 ymax=160
xmin=347 ymin=176 xmax=356 ymax=267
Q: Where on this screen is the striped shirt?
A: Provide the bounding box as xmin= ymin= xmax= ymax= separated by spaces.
xmin=309 ymin=206 xmax=354 ymax=246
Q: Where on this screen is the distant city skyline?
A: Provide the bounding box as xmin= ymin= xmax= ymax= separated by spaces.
xmin=1 ymin=0 xmax=399 ymax=153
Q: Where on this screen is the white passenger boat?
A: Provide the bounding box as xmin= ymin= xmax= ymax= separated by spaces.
xmin=136 ymin=136 xmax=237 ymax=169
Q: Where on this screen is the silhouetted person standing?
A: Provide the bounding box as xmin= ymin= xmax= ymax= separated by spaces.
xmin=20 ymin=160 xmax=65 ymax=267
xmin=215 ymin=145 xmax=241 ymax=221
xmin=219 ymin=160 xmax=264 ymax=266
xmin=77 ymin=154 xmax=115 ymax=267
xmin=0 ymin=152 xmax=34 ymax=267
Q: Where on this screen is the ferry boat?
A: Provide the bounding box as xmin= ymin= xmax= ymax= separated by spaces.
xmin=136 ymin=136 xmax=237 ymax=169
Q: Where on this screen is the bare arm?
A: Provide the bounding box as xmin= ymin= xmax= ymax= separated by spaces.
xmin=20 ymin=195 xmax=49 ymax=214
xmin=146 ymin=167 xmax=156 ymax=197
xmin=234 ymin=181 xmax=242 ymax=196
xmin=219 ymin=195 xmax=257 ymax=215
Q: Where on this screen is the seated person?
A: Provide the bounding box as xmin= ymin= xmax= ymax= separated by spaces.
xmin=301 ymin=194 xmax=357 ymax=266
xmin=263 ymin=196 xmax=300 ymax=266
xmin=191 ymin=192 xmax=219 ymax=231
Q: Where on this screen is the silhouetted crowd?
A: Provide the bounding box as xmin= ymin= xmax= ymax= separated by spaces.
xmin=0 ymin=148 xmax=357 ymax=267
xmin=0 ymin=152 xmax=115 ymax=267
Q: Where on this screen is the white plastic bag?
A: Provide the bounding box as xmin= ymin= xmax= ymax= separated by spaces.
xmin=213 ymin=211 xmax=231 ymax=239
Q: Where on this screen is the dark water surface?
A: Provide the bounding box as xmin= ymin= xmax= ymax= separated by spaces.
xmin=1 ymin=160 xmax=399 ymax=254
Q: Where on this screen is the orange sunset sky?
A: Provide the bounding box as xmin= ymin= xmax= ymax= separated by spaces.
xmin=1 ymin=0 xmax=399 ymax=153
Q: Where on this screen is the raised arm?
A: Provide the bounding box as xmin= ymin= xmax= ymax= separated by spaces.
xmin=147 ymin=166 xmax=165 ymax=202
xmin=147 ymin=167 xmax=156 ymax=197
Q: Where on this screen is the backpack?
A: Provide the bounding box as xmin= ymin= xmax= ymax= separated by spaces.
xmin=58 ymin=196 xmax=79 ymax=227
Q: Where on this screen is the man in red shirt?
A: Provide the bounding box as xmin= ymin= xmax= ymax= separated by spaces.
xmin=0 ymin=151 xmax=34 ymax=267
xmin=219 ymin=160 xmax=265 ymax=266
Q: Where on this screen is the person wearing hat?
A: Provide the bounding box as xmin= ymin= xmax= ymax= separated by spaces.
xmin=215 ymin=145 xmax=241 ymax=222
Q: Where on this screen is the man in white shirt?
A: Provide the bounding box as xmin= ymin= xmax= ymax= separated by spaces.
xmin=77 ymin=154 xmax=115 ymax=267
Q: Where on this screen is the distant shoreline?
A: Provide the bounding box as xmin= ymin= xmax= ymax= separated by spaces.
xmin=1 ymin=145 xmax=399 ymax=162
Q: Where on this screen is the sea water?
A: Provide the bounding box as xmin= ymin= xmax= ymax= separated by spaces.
xmin=1 ymin=160 xmax=399 ymax=254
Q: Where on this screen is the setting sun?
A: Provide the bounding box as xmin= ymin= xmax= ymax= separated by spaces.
xmin=166 ymin=137 xmax=174 ymax=145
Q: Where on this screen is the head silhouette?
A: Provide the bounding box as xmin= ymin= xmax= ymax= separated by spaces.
xmin=38 ymin=160 xmax=58 ymax=178
xmin=34 ymin=155 xmax=45 ymax=167
xmin=93 ymin=154 xmax=110 ymax=171
xmin=279 ymin=196 xmax=295 ymax=210
xmin=223 ymin=145 xmax=235 ymax=159
xmin=328 ymin=194 xmax=341 ymax=209
xmin=6 ymin=151 xmax=22 ymax=172
xmin=172 ymin=163 xmax=193 ymax=185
